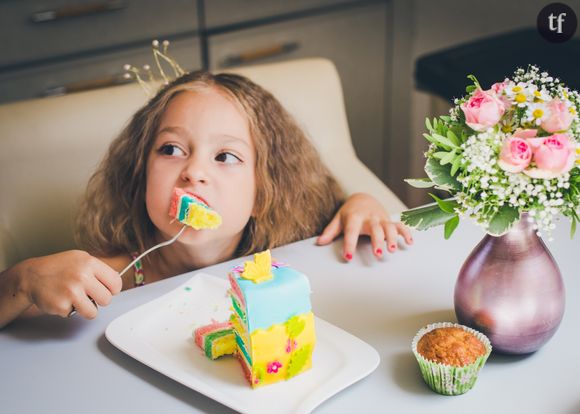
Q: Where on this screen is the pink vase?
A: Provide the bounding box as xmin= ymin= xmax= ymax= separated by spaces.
xmin=454 ymin=214 xmax=565 ymax=354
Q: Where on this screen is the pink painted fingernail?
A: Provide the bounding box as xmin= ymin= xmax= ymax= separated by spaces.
xmin=345 ymin=253 xmax=353 ymax=261
xmin=376 ymin=248 xmax=383 ymax=256
xmin=390 ymin=244 xmax=397 ymax=250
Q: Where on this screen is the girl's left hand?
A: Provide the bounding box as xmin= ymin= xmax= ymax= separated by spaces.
xmin=316 ymin=193 xmax=413 ymax=261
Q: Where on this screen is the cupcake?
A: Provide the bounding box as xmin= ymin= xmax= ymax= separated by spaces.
xmin=412 ymin=322 xmax=492 ymax=395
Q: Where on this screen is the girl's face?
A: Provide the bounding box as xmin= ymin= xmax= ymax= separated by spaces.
xmin=146 ymin=88 xmax=256 ymax=249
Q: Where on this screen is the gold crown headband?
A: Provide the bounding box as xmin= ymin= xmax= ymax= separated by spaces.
xmin=123 ymin=40 xmax=187 ymax=97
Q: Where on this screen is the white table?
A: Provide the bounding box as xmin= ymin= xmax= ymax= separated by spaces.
xmin=1 ymin=219 xmax=578 ymax=414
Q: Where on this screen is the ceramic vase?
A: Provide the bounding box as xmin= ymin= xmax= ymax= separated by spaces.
xmin=454 ymin=215 xmax=565 ymax=354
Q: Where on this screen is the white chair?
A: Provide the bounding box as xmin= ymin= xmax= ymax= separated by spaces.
xmin=0 ymin=58 xmax=405 ymax=270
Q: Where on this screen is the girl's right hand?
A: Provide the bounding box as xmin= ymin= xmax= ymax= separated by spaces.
xmin=12 ymin=250 xmax=122 ymax=320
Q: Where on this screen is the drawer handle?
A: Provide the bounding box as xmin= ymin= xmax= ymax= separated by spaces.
xmin=31 ymin=0 xmax=125 ymax=23
xmin=42 ymin=74 xmax=130 ymax=97
xmin=221 ymin=42 xmax=300 ymax=67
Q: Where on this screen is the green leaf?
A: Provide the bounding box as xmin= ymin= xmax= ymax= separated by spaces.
xmin=404 ymin=178 xmax=436 ymax=188
xmin=444 ymin=215 xmax=460 ymax=239
xmin=432 ymin=151 xmax=448 ymax=160
xmin=254 ymin=365 xmax=265 ymax=383
xmin=425 ymin=117 xmax=432 ymax=132
xmin=466 ymin=85 xmax=476 ymax=93
xmin=440 ymin=150 xmax=456 ymax=166
xmin=425 ymin=158 xmax=462 ymax=191
xmin=571 ymin=217 xmax=577 ymax=238
xmin=400 ymin=202 xmax=457 ymax=231
xmin=286 ymin=345 xmax=313 ymax=380
xmin=450 ymin=156 xmax=462 ymax=176
xmin=487 ymin=206 xmax=520 ymax=236
xmin=467 ymin=74 xmax=481 ymax=89
xmin=423 ymin=133 xmax=436 ymax=144
xmin=440 ymin=115 xmax=451 ymax=122
xmin=446 ymin=130 xmax=460 ymax=146
xmin=285 ymin=315 xmax=306 ymax=339
xmin=431 ymin=133 xmax=458 ymax=150
xmin=428 ymin=193 xmax=458 ymax=214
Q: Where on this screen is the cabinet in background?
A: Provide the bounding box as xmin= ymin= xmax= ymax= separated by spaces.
xmin=0 ymin=0 xmax=394 ymax=198
xmin=208 ymin=1 xmax=389 ymax=179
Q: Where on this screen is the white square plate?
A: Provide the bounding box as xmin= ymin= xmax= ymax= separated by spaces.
xmin=105 ymin=273 xmax=380 ymax=414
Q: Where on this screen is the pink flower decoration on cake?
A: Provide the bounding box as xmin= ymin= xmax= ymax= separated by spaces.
xmin=232 ymin=260 xmax=288 ymax=273
xmin=267 ymin=361 xmax=282 ymax=374
xmin=286 ymin=339 xmax=298 ymax=353
xmin=231 ymin=261 xmax=286 ymax=274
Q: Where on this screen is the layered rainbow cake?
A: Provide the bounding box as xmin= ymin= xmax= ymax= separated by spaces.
xmin=169 ymin=187 xmax=221 ymax=230
xmin=194 ymin=250 xmax=316 ymax=388
xmin=194 ymin=321 xmax=237 ymax=360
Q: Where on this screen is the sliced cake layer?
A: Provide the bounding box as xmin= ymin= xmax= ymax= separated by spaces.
xmin=169 ymin=187 xmax=222 ymax=230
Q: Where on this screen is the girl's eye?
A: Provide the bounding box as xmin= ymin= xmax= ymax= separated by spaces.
xmin=158 ymin=144 xmax=185 ymax=156
xmin=215 ymin=152 xmax=242 ymax=164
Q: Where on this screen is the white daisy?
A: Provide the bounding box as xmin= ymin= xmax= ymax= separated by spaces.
xmin=525 ymin=102 xmax=548 ymax=126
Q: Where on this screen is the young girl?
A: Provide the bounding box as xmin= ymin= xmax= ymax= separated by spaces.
xmin=0 ymin=70 xmax=412 ymax=328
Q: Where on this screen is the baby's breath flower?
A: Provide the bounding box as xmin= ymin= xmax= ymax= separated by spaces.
xmin=410 ymin=65 xmax=580 ymax=240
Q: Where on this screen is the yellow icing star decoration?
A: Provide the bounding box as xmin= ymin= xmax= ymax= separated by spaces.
xmin=241 ymin=250 xmax=273 ymax=284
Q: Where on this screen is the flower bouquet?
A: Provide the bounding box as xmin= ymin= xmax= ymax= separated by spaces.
xmin=401 ymin=66 xmax=580 ymax=239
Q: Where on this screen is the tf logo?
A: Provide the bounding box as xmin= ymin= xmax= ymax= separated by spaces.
xmin=537 ymin=3 xmax=578 ymax=43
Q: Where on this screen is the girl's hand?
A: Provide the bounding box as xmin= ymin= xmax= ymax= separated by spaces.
xmin=6 ymin=250 xmax=122 ymax=321
xmin=316 ymin=193 xmax=413 ymax=260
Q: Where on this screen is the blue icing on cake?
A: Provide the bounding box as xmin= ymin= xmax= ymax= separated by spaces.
xmin=177 ymin=194 xmax=193 ymax=220
xmin=235 ymin=266 xmax=312 ymax=333
xmin=177 ymin=194 xmax=207 ymax=220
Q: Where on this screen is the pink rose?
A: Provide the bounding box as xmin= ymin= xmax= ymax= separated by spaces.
xmin=490 ymin=81 xmax=508 ymax=95
xmin=461 ymin=89 xmax=506 ymax=131
xmin=513 ymin=129 xmax=538 ymax=139
xmin=524 ymin=133 xmax=576 ymax=179
xmin=498 ymin=136 xmax=533 ymax=173
xmin=541 ymin=99 xmax=574 ymax=133
xmin=490 ymin=81 xmax=512 ymax=109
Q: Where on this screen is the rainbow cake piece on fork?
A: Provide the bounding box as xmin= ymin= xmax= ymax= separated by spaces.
xmin=169 ymin=187 xmax=221 ymax=230
xmin=194 ymin=250 xmax=316 ymax=388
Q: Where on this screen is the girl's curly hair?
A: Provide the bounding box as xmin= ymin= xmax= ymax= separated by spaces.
xmin=75 ymin=71 xmax=344 ymax=260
